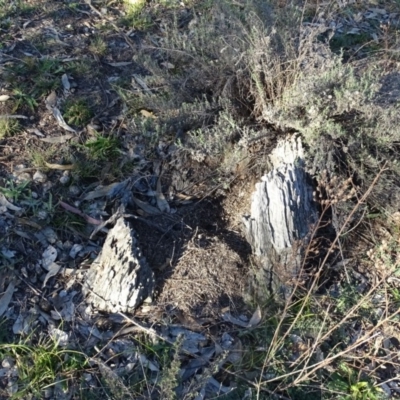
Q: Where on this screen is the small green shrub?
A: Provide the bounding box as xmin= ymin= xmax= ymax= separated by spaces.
xmin=89 ymin=35 xmax=108 ymax=56
xmin=84 ymin=133 xmax=120 ymax=160
xmin=0 ymin=117 xmax=20 ymax=138
xmin=63 ymin=99 xmax=93 ymax=126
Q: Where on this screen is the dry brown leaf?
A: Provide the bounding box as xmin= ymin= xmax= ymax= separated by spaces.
xmin=14 ymin=218 xmax=42 ymax=229
xmin=139 ymin=109 xmax=157 ymax=119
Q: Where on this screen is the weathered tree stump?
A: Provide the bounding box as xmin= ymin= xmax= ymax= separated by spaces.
xmin=83 ymin=217 xmax=154 ymax=313
xmin=244 ymin=136 xmax=317 ymax=299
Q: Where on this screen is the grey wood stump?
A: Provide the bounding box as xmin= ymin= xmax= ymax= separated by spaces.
xmin=244 ymin=136 xmax=317 ymax=299
xmin=83 ymin=217 xmax=154 ymax=313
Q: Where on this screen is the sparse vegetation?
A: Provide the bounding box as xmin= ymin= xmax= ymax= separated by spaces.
xmin=1 ymin=0 xmax=400 ymax=398
xmin=0 ymin=338 xmax=88 ymax=399
xmin=63 ymin=98 xmax=93 ymax=127
xmin=89 ymin=35 xmax=108 ymax=56
xmin=0 ymin=117 xmax=20 ymax=138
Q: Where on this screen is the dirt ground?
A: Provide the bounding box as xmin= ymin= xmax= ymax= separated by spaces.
xmin=2 ymin=0 xmax=400 ymax=399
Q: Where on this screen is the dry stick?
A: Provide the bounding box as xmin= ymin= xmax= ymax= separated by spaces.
xmin=289 ymin=301 xmax=332 ymax=370
xmin=257 ymin=164 xmax=387 ymax=396
xmin=258 ymin=329 xmax=383 ymax=387
xmin=289 ymin=274 xmax=389 ymax=386
xmin=258 ymin=205 xmax=331 ymax=383
xmin=292 ymin=305 xmax=400 ymax=387
xmin=0 ymin=114 xmax=28 ymax=119
xmin=287 ymin=260 xmax=398 ymax=383
xmin=289 ymin=165 xmax=386 ymax=337
xmin=289 ymin=254 xmax=388 ymax=372
xmin=222 ymin=368 xmax=292 ymax=400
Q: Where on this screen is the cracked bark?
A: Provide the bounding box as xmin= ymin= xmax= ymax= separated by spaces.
xmin=244 ymin=136 xmax=317 ymax=299
xmin=83 ymin=217 xmax=154 ymax=313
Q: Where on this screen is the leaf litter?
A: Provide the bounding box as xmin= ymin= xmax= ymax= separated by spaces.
xmin=0 ymin=0 xmax=399 ymax=398
xmin=0 ymin=0 xmax=252 ymax=394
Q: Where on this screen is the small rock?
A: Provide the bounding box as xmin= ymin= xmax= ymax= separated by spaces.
xmin=59 ymin=175 xmax=70 ymax=185
xmin=43 ymin=387 xmax=53 ymax=398
xmin=69 ymin=185 xmax=81 ymax=196
xmin=42 ymin=181 xmax=53 ymax=192
xmin=37 ymin=210 xmax=48 ymax=220
xmin=16 ymin=172 xmax=31 ymax=183
xmin=14 ymin=164 xmax=26 ymax=172
xmin=83 ymin=373 xmax=92 ymax=382
xmin=380 ymin=383 xmax=392 ymax=397
xmin=7 ymin=380 xmax=18 ymax=396
xmin=2 ymin=357 xmax=14 ymax=369
xmin=33 ymin=170 xmax=47 ymax=183
xmin=42 ymin=227 xmax=58 ymax=244
xmin=63 ymin=240 xmax=73 ymax=250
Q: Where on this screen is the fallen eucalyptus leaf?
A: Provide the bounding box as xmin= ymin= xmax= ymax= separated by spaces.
xmin=132 ymin=74 xmax=152 ymax=94
xmin=59 ymin=201 xmax=102 ymax=225
xmin=226 ymin=339 xmax=243 ymax=365
xmin=1 ymin=249 xmax=16 ymax=259
xmin=12 ymin=312 xmax=36 ymax=335
xmin=45 ymin=91 xmax=57 ymax=110
xmin=44 ymin=161 xmax=74 ymax=170
xmin=0 ymin=193 xmax=22 ymax=211
xmin=27 ymin=128 xmax=45 ymax=137
xmin=160 ymin=62 xmax=175 ymax=69
xmin=107 ymin=61 xmax=133 ymax=67
xmin=139 ymin=354 xmax=159 ymax=372
xmin=40 ymin=134 xmax=74 ymax=144
xmin=23 ymin=20 xmax=33 ymax=29
xmin=132 ymin=196 xmax=161 ymax=215
xmin=83 ymin=182 xmax=121 ymax=200
xmin=0 ymin=281 xmax=15 ymax=317
xmin=51 ymin=107 xmax=77 ymax=133
xmin=42 ymin=245 xmax=58 ymax=270
xmin=221 ymin=312 xmax=248 ymax=328
xmin=61 ymin=74 xmax=71 ymax=91
xmin=156 ymin=178 xmax=170 ymax=213
xmin=69 ymin=244 xmax=83 ymax=259
xmin=248 ymin=305 xmax=262 ymax=327
xmin=43 ymin=262 xmax=61 ymax=287
xmin=49 ymin=327 xmax=69 ymax=347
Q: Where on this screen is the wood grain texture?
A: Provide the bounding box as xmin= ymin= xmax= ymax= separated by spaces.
xmin=244 ymin=136 xmax=317 ymax=299
xmin=83 ymin=217 xmax=154 ymax=312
